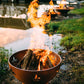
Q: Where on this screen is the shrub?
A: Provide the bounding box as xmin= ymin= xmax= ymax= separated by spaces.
xmin=0 ymin=47 xmax=11 ymax=83
xmin=45 ymin=22 xmax=59 ymax=35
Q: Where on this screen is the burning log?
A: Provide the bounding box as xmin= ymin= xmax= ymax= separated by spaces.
xmin=43 ymin=56 xmax=53 ymax=69
xmin=40 ymin=61 xmax=43 ymax=70
xmin=27 ymin=54 xmax=41 ymax=70
xmin=21 ymin=49 xmax=33 ymax=69
xmin=46 ymin=56 xmax=53 ymax=68
xmin=16 ymin=49 xmax=41 ymax=70
xmin=16 ymin=49 xmax=54 ymax=70
xmin=17 ymin=49 xmax=33 ymax=69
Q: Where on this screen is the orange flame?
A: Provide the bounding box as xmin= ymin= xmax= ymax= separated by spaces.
xmin=27 ymin=0 xmax=51 ymax=28
xmin=27 ymin=0 xmax=58 ymax=70
xmin=59 ymin=0 xmax=67 ymax=9
xmin=49 ymin=0 xmax=54 ymax=6
xmin=34 ymin=74 xmax=40 ymax=80
xmin=49 ymin=0 xmax=55 ymax=14
xmin=49 ymin=0 xmax=60 ymax=15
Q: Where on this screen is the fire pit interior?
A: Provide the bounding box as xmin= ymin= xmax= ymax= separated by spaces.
xmin=8 ymin=49 xmax=62 ymax=84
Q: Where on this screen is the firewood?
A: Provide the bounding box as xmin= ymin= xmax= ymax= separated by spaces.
xmin=17 ymin=57 xmax=25 ymax=68
xmin=40 ymin=61 xmax=43 ymax=70
xmin=16 ymin=49 xmax=54 ymax=70
xmin=17 ymin=49 xmax=33 ymax=68
xmin=27 ymin=54 xmax=35 ymax=70
xmin=21 ymin=49 xmax=33 ymax=69
xmin=46 ymin=56 xmax=53 ymax=68
xmin=28 ymin=55 xmax=41 ymax=70
xmin=33 ymin=49 xmax=45 ymax=56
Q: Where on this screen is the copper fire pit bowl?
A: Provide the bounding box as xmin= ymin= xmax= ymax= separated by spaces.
xmin=56 ymin=7 xmax=74 ymax=16
xmin=8 ymin=49 xmax=62 ymax=84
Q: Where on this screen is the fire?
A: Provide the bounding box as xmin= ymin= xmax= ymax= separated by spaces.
xmin=27 ymin=0 xmax=39 ymax=27
xmin=34 ymin=74 xmax=40 ymax=80
xmin=33 ymin=49 xmax=56 ymax=70
xmin=59 ymin=0 xmax=67 ymax=9
xmin=49 ymin=0 xmax=54 ymax=6
xmin=49 ymin=0 xmax=60 ymax=15
xmin=27 ymin=0 xmax=61 ymax=28
xmin=49 ymin=0 xmax=55 ymax=14
xmin=27 ymin=0 xmax=51 ymax=28
xmin=27 ymin=0 xmax=57 ymax=71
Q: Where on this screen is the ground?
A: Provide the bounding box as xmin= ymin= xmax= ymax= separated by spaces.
xmin=49 ymin=50 xmax=84 ymax=84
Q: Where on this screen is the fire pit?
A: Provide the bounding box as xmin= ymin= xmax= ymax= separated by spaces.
xmin=8 ymin=49 xmax=62 ymax=84
xmin=56 ymin=8 xmax=70 ymax=16
xmin=56 ymin=7 xmax=74 ymax=16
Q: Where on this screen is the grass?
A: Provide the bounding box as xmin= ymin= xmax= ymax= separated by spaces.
xmin=0 ymin=47 xmax=12 ymax=83
xmin=69 ymin=7 xmax=84 ymax=15
xmin=45 ymin=7 xmax=84 ymax=51
xmin=44 ymin=22 xmax=59 ymax=35
xmin=57 ymin=17 xmax=84 ymax=50
xmin=45 ymin=17 xmax=84 ymax=51
xmin=57 ymin=17 xmax=84 ymax=33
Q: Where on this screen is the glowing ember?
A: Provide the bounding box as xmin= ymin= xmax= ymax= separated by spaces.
xmin=34 ymin=74 xmax=40 ymax=81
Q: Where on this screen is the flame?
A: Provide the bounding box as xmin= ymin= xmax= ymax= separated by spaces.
xmin=59 ymin=0 xmax=67 ymax=9
xmin=35 ymin=74 xmax=38 ymax=79
xmin=49 ymin=0 xmax=55 ymax=14
xmin=38 ymin=61 xmax=40 ymax=70
xmin=27 ymin=0 xmax=51 ymax=50
xmin=49 ymin=0 xmax=60 ymax=15
xmin=27 ymin=0 xmax=58 ymax=70
xmin=49 ymin=0 xmax=54 ymax=6
xmin=27 ymin=0 xmax=51 ymax=28
xmin=27 ymin=0 xmax=39 ymax=27
xmin=34 ymin=74 xmax=40 ymax=80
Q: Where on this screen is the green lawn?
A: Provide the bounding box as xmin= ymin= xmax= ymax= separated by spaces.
xmin=45 ymin=7 xmax=84 ymax=51
xmin=69 ymin=7 xmax=84 ymax=15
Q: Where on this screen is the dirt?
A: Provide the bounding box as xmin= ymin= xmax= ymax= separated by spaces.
xmin=49 ymin=50 xmax=84 ymax=84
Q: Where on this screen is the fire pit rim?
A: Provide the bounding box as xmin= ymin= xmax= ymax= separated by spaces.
xmin=56 ymin=8 xmax=70 ymax=10
xmin=8 ymin=49 xmax=62 ymax=72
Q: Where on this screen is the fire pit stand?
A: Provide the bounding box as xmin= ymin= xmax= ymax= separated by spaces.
xmin=8 ymin=49 xmax=62 ymax=84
